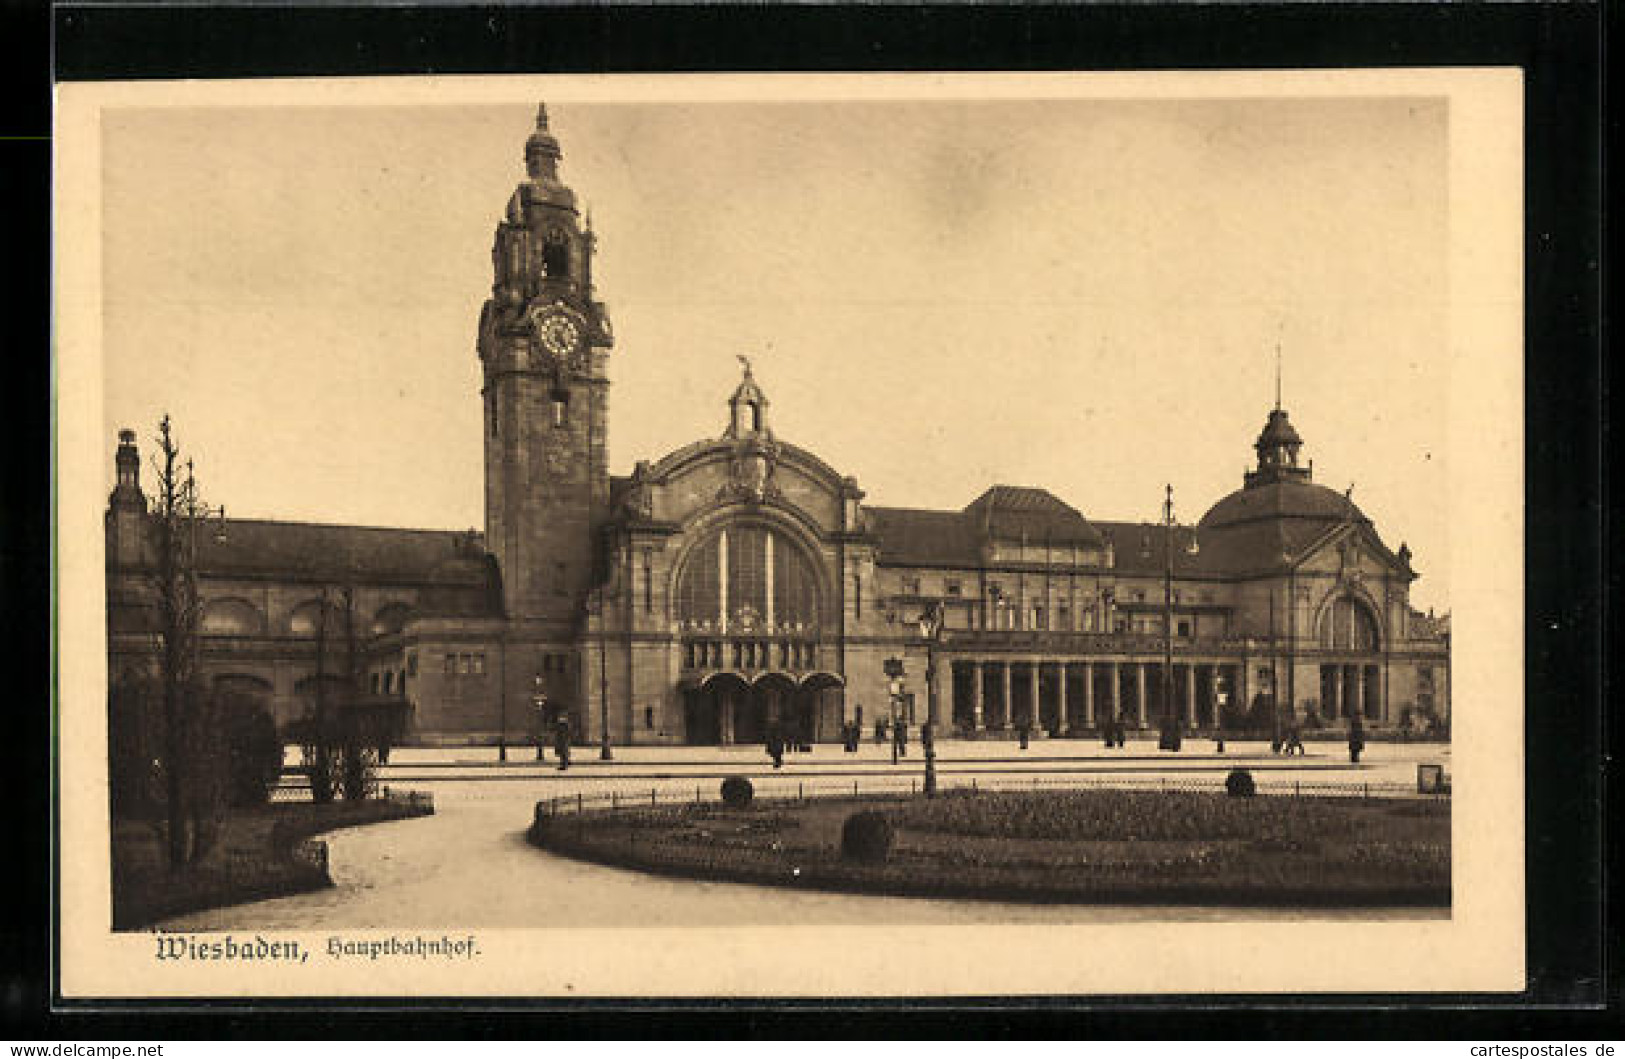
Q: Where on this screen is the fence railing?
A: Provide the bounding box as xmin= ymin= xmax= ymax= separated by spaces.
xmin=532 ymin=773 xmax=1447 ymax=825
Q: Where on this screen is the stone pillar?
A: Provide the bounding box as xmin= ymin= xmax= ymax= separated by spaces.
xmin=1000 ymin=661 xmax=1013 ymax=729
xmin=1028 ymin=660 xmax=1040 ymax=729
xmin=1081 ymin=662 xmax=1094 ymax=728
xmin=972 ymin=660 xmax=985 ymax=731
xmin=721 ymin=691 xmax=735 ymax=745
xmin=1134 ymin=663 xmax=1148 ymax=728
xmin=930 ymin=656 xmax=947 ymax=728
xmin=1186 ymin=663 xmax=1198 ymax=728
xmin=1355 ymin=664 xmax=1367 ymax=721
xmin=1208 ymin=664 xmax=1220 ymax=717
xmin=1056 ymin=663 xmax=1069 ymax=734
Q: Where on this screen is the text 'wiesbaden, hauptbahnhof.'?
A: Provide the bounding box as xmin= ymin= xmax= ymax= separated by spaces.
xmin=105 ymin=107 xmax=1451 ymax=749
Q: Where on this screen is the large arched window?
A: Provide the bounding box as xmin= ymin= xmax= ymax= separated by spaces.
xmin=676 ymin=525 xmax=820 ymax=633
xmin=1320 ymin=595 xmax=1380 ymax=651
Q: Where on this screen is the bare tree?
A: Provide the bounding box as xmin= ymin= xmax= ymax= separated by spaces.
xmin=145 ymin=415 xmax=224 ymax=867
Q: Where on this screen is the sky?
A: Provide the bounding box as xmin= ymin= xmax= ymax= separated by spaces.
xmin=100 ymin=90 xmax=1452 ymax=610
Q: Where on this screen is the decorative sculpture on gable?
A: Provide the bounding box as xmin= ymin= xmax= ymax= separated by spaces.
xmin=719 ymin=435 xmax=782 ymax=506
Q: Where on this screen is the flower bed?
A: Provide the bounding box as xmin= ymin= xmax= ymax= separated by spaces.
xmin=112 ymin=796 xmax=434 ymax=930
xmin=528 ymin=790 xmax=1450 ymax=907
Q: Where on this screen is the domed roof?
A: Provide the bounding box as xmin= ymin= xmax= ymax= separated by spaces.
xmin=1199 ymin=479 xmax=1368 ymax=531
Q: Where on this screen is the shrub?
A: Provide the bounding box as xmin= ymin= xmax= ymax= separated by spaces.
xmin=340 ymin=743 xmax=378 ymax=801
xmin=720 ymin=776 xmax=754 ymax=808
xmin=220 ymin=696 xmax=284 ymax=808
xmin=840 ymin=811 xmax=894 ymax=863
xmin=1224 ymin=768 xmax=1257 ymax=798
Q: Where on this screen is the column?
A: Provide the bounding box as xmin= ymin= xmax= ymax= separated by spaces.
xmin=930 ymin=656 xmax=947 ymax=728
xmin=1355 ymin=664 xmax=1367 ymax=721
xmin=1056 ymin=663 xmax=1069 ymax=734
xmin=1330 ymin=665 xmax=1344 ymax=718
xmin=1000 ymin=662 xmax=1013 ymax=729
xmin=1186 ymin=663 xmax=1197 ymax=728
xmin=1081 ymin=662 xmax=1094 ymax=728
xmin=1208 ymin=665 xmax=1220 ymax=725
xmin=1134 ymin=663 xmax=1148 ymax=728
xmin=1107 ymin=661 xmax=1121 ymax=724
xmin=972 ymin=660 xmax=985 ymax=730
xmin=1028 ymin=661 xmax=1040 ymax=729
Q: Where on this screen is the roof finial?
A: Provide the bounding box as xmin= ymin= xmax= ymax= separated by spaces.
xmin=737 ymin=353 xmax=753 ymax=379
xmin=535 ymin=103 xmax=550 ymax=131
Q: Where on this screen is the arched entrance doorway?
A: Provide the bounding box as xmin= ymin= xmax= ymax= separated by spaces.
xmin=685 ymin=671 xmax=845 ymax=746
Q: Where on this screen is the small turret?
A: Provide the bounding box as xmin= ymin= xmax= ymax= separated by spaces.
xmin=110 ymin=428 xmax=145 ymax=510
xmin=106 ymin=428 xmax=148 ymax=567
xmin=723 ymin=356 xmax=772 ymax=440
xmin=1244 ymin=407 xmax=1312 ymax=488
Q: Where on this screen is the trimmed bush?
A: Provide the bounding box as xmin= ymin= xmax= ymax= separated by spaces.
xmin=720 ymin=776 xmax=754 ymax=808
xmin=221 ymin=699 xmax=284 ymax=808
xmin=840 ymin=811 xmax=894 ymax=864
xmin=1225 ymin=769 xmax=1257 ymax=798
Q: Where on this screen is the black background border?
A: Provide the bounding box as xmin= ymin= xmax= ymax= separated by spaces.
xmin=4 ymin=0 xmax=1607 ymax=1038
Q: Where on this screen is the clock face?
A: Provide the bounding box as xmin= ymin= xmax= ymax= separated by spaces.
xmin=535 ymin=313 xmax=581 ymax=360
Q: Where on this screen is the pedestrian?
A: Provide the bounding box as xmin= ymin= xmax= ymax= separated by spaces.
xmin=553 ymin=716 xmax=572 ymax=771
xmin=894 ymin=719 xmax=908 ymax=757
xmin=1348 ymin=714 xmax=1365 ymax=764
xmin=1018 ymin=720 xmax=1030 ymax=751
xmin=1285 ymin=726 xmax=1304 ymax=756
xmin=874 ymin=718 xmax=886 ymax=746
xmin=767 ymin=727 xmax=785 ymax=769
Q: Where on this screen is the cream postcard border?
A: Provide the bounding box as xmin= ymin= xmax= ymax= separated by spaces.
xmin=55 ymin=69 xmax=1524 ymax=998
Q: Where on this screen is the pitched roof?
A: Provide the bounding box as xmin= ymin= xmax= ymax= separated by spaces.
xmin=963 ymin=485 xmax=1106 ymax=548
xmin=196 ymin=519 xmax=493 ymax=588
xmin=866 ymin=507 xmax=981 ymax=565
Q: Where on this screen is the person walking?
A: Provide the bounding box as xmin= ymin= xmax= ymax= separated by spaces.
xmin=553 ymin=715 xmax=572 ymax=771
xmin=894 ymin=719 xmax=909 ymax=758
xmin=874 ymin=718 xmax=886 ymax=746
xmin=1285 ymin=725 xmax=1304 ymax=756
xmin=1348 ymin=712 xmax=1366 ymax=764
xmin=767 ymin=727 xmax=785 ymax=769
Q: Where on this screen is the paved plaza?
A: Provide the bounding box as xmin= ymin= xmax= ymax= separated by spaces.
xmin=163 ymin=739 xmax=1451 ymax=931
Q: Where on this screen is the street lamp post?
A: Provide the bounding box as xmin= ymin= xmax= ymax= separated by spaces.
xmin=917 ymin=602 xmax=944 ymax=797
xmin=586 ymin=594 xmax=613 ymax=762
xmin=1158 ymin=484 xmax=1184 ymax=752
xmin=883 ymin=657 xmax=905 ymax=765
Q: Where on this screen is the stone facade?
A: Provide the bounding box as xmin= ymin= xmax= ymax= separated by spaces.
xmin=104 ymin=106 xmax=1452 ymax=746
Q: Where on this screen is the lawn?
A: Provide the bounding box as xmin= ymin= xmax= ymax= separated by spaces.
xmin=111 ymin=797 xmax=433 ymax=930
xmin=529 ymin=788 xmax=1450 ymax=907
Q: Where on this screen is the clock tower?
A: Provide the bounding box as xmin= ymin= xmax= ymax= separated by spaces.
xmin=478 ymin=105 xmax=613 ymax=628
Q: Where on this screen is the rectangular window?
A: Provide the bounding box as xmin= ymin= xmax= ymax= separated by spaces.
xmin=444 ymin=654 xmax=456 ymax=676
xmin=901 ymin=576 xmax=921 ymax=596
xmin=854 ymin=574 xmax=862 ymax=618
xmin=472 ymin=653 xmax=486 ymax=676
xmin=1057 ymin=605 xmax=1070 ymax=629
xmin=945 ymin=579 xmax=962 ymax=597
xmin=458 ymin=654 xmax=471 ymax=675
xmin=1033 ymin=606 xmax=1047 ymax=630
xmin=1177 ymin=620 xmax=1191 ymax=637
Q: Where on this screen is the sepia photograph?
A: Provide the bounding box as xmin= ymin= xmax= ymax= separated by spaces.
xmin=54 ymin=71 xmax=1524 ymax=997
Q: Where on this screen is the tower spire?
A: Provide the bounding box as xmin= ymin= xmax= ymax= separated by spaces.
xmin=1274 ymin=343 xmax=1282 ymax=412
